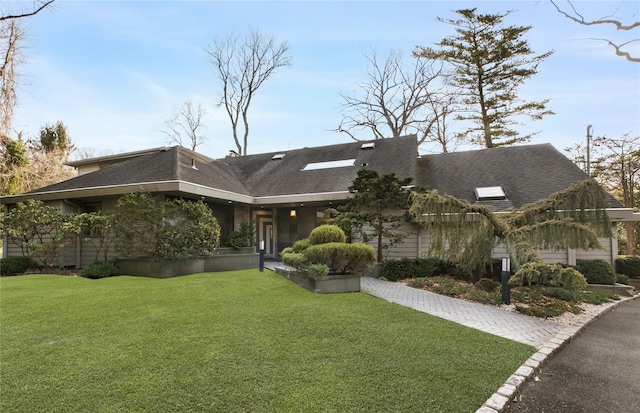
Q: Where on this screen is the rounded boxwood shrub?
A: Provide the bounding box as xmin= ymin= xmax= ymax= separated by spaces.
xmin=575 ymin=259 xmax=615 ymax=285
xmin=81 ymin=261 xmax=121 ymax=279
xmin=0 ymin=256 xmax=38 ymax=276
xmin=308 ymin=225 xmax=346 ymax=245
xmin=303 ymin=242 xmax=375 ymax=275
xmin=615 ymin=256 xmax=640 ymax=278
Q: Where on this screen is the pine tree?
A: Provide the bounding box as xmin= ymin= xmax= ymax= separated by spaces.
xmin=414 ymin=8 xmax=554 ymax=148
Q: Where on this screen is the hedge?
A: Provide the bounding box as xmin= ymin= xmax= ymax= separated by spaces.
xmin=615 ymin=256 xmax=640 ymax=279
xmin=382 ymin=258 xmax=449 ymax=282
xmin=574 ymin=259 xmax=615 ymax=285
xmin=0 ymin=256 xmax=38 ymax=276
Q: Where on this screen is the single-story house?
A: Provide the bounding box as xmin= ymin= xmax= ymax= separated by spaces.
xmin=2 ymin=135 xmax=637 ymax=268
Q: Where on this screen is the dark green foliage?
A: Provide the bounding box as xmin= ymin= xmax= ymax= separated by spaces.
xmin=575 ymin=259 xmax=615 ymax=285
xmin=0 ymin=256 xmax=38 ymax=276
xmin=222 ymin=218 xmax=255 ymax=249
xmin=81 ymin=261 xmax=121 ymax=279
xmin=303 ymin=242 xmax=375 ymax=275
xmin=308 ymin=225 xmax=346 ymax=245
xmin=332 ymin=169 xmax=413 ymax=263
xmin=615 ymin=274 xmax=631 ymax=285
xmin=615 ymin=256 xmax=640 ymax=278
xmin=541 ymin=287 xmax=578 ymax=302
xmin=474 ymin=278 xmax=499 ymax=293
xmin=580 ymin=290 xmax=620 ymax=305
xmin=467 ymin=289 xmax=502 ymax=306
xmin=382 ymin=257 xmax=448 ymax=281
xmin=113 ymin=193 xmax=221 ymax=262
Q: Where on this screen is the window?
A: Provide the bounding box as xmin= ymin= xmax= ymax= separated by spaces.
xmin=302 ymin=159 xmax=356 ymax=171
xmin=474 ymin=186 xmax=507 ymax=201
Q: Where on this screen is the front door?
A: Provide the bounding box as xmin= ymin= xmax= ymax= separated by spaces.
xmin=257 ymin=216 xmax=274 ymax=257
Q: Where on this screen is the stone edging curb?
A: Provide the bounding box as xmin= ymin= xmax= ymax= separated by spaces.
xmin=475 ymin=293 xmax=640 ymax=413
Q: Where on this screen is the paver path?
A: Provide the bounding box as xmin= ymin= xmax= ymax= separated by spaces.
xmin=361 ymin=276 xmax=564 ymax=349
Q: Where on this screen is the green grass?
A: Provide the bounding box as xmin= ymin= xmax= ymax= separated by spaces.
xmin=1 ymin=270 xmax=534 ymax=412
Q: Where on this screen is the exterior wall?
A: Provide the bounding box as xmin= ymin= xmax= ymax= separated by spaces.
xmin=377 ymin=222 xmax=617 ymax=268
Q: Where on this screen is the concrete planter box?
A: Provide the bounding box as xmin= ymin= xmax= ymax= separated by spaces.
xmin=214 ymin=247 xmax=256 ymax=255
xmin=628 ymin=279 xmax=640 ymax=290
xmin=205 ymin=253 xmax=259 ymax=272
xmin=363 ymin=263 xmax=383 ymax=278
xmin=117 ymin=258 xmax=205 ymax=278
xmin=585 ymin=283 xmax=636 ymax=297
xmin=276 ymin=268 xmax=361 ymax=293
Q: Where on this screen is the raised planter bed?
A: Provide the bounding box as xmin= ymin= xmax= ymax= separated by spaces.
xmin=116 ymin=258 xmax=205 ymax=278
xmin=205 ymin=252 xmax=259 ymax=272
xmin=275 ymin=267 xmax=361 ymax=293
xmin=585 ymin=283 xmax=636 ymax=297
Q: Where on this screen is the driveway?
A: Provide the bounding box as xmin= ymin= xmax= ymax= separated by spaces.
xmin=504 ymin=297 xmax=640 ymax=413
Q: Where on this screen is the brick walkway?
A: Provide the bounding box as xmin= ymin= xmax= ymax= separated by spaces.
xmin=360 ymin=276 xmax=564 ymax=349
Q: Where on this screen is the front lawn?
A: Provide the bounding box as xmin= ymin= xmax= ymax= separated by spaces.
xmin=1 ymin=270 xmax=534 ymax=412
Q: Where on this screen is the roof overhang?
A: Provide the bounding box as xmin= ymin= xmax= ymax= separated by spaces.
xmin=0 ymin=181 xmax=351 ymax=207
xmin=607 ymin=208 xmax=640 ymax=222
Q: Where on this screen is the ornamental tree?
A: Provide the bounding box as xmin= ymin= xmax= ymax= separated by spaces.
xmin=332 ymin=169 xmax=413 ymax=263
xmin=409 ymin=179 xmax=612 ymax=282
xmin=113 ymin=193 xmax=221 ymax=262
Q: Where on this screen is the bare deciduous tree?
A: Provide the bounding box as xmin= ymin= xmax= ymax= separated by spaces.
xmin=550 ymin=0 xmax=639 ymax=63
xmin=336 ymin=49 xmax=451 ymax=150
xmin=0 ymin=1 xmax=56 ymax=22
xmin=565 ymin=133 xmax=640 ymax=255
xmin=0 ymin=21 xmax=24 ymax=135
xmin=161 ymin=100 xmax=207 ymax=151
xmin=206 ymin=30 xmax=292 ymax=156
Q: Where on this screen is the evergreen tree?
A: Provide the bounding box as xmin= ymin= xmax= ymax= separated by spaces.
xmin=332 ymin=169 xmax=413 ymax=263
xmin=414 ymin=8 xmax=554 ymax=148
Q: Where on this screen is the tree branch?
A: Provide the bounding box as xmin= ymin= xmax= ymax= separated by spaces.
xmin=0 ymin=1 xmax=56 ymax=22
xmin=550 ymin=0 xmax=640 ymax=31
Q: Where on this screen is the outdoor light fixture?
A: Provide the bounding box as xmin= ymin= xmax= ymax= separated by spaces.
xmin=290 ymin=209 xmax=296 ymax=218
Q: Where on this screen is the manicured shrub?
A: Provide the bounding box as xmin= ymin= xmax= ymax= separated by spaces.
xmin=510 ymin=262 xmax=587 ymax=292
xmin=382 ymin=257 xmax=449 ymax=281
xmin=0 ymin=256 xmax=38 ymax=276
xmin=615 ymin=256 xmax=640 ymax=278
xmin=81 ymin=261 xmax=121 ymax=279
xmin=554 ymin=267 xmax=587 ymax=292
xmin=575 ymin=259 xmax=615 ymax=285
xmin=290 ymin=239 xmax=312 ymax=253
xmin=382 ymin=258 xmax=417 ymax=281
xmin=303 ymin=242 xmax=375 ymax=275
xmin=280 ymin=250 xmax=309 ymax=269
xmin=615 ymin=273 xmax=631 ymax=285
xmin=308 ymin=225 xmax=346 ymax=245
xmin=509 ymin=262 xmax=557 ymax=287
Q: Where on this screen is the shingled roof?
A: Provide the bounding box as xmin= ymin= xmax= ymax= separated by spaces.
xmin=3 ymin=136 xmax=622 ymax=212
xmin=416 ymin=143 xmax=623 ymax=210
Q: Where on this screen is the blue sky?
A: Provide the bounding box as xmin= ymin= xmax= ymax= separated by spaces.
xmin=9 ymin=0 xmax=640 ymax=159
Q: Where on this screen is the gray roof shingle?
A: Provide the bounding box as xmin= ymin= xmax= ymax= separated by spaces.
xmin=14 ymin=137 xmax=618 ymax=211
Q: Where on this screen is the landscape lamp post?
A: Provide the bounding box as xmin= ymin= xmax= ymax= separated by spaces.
xmin=501 ymin=257 xmax=511 ymax=305
xmin=259 ymin=240 xmax=265 ymax=272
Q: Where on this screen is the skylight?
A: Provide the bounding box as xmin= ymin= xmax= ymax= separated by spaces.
xmin=474 ymin=186 xmax=507 ymax=200
xmin=302 ymin=159 xmax=356 ymax=171
xmin=361 ymin=142 xmax=375 ymax=150
xmin=271 ymin=153 xmax=286 ymax=160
